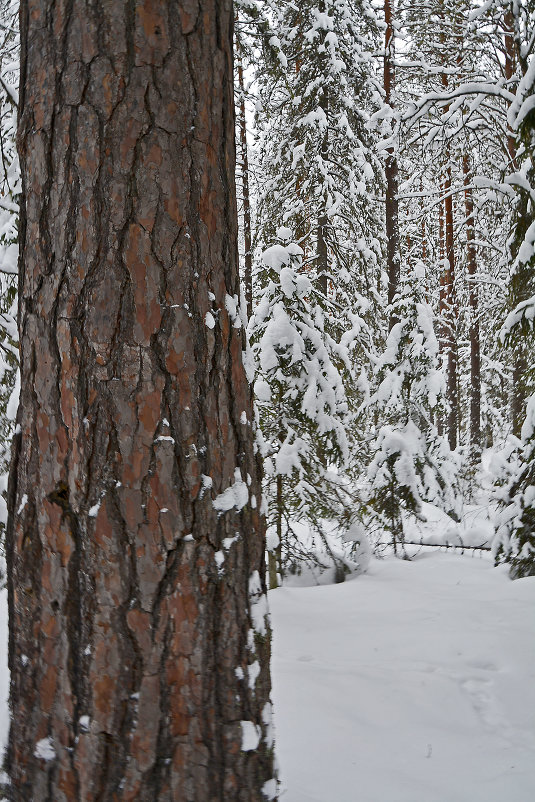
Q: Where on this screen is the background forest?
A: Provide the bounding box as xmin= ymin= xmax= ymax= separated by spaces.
xmin=234 ymin=0 xmax=535 ymax=584
xmin=0 ymin=0 xmax=534 ymax=580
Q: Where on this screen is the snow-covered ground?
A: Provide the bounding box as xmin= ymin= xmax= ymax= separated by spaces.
xmin=270 ymin=552 xmax=535 ymax=802
xmin=0 ymin=553 xmax=533 ymax=801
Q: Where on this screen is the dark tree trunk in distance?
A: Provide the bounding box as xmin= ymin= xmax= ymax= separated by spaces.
xmin=317 ymin=209 xmax=329 ymax=297
xmin=437 ymin=191 xmax=445 ymax=438
xmin=437 ymin=1 xmax=459 ymax=451
xmin=384 ymin=0 xmax=400 ymax=329
xmin=504 ymin=8 xmax=528 ymax=438
xmin=463 ymin=155 xmax=481 ymax=453
xmin=8 ymin=2 xmax=276 ymax=800
xmin=443 ymin=168 xmax=459 ymax=451
xmin=316 ymin=0 xmax=329 ymax=297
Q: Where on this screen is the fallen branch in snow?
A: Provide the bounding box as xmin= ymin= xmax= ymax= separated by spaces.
xmin=402 ymin=539 xmax=491 ymax=554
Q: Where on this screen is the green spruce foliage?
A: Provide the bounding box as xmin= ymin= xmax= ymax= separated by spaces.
xmin=250 ymin=230 xmax=355 ymax=579
xmin=366 ymin=265 xmax=460 ymax=553
xmin=494 ymin=55 xmax=535 ymax=578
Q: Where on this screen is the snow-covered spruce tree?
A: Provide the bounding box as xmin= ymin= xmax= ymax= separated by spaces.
xmin=234 ymin=0 xmax=283 ymax=319
xmin=493 ymin=49 xmax=535 ymax=579
xmin=250 ymin=0 xmax=384 ymax=578
xmin=250 ymin=230 xmax=355 ymax=585
xmin=366 ymin=263 xmax=460 ymax=554
xmin=255 ymin=0 xmax=383 ymax=304
xmin=494 ymin=396 xmax=535 ymax=578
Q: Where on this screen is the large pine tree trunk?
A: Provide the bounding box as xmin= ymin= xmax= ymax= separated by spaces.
xmin=236 ymin=36 xmax=253 ymax=320
xmin=7 ymin=2 xmax=276 ymax=800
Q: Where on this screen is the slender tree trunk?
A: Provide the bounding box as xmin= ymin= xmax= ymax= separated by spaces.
xmin=384 ymin=0 xmax=400 ymax=328
xmin=236 ymin=37 xmax=253 ymax=320
xmin=443 ymin=168 xmax=459 ymax=450
xmin=463 ymin=155 xmax=481 ymax=453
xmin=316 ymin=0 xmax=329 ymax=296
xmin=438 ymin=186 xmax=446 ymax=322
xmin=504 ymin=8 xmax=518 ymax=171
xmin=437 ymin=192 xmax=446 ymax=437
xmin=267 ymin=449 xmax=283 ymax=590
xmin=511 ymin=354 xmax=528 ymax=438
xmin=421 ymin=200 xmax=427 ymax=264
xmin=504 ymin=7 xmax=527 ymax=438
xmin=267 ymin=552 xmax=278 ymax=591
xmin=317 ymin=212 xmax=328 ymax=296
xmin=8 ymin=2 xmax=276 ymax=800
xmin=437 ymin=0 xmax=459 ymax=451
xmin=275 ymin=474 xmax=283 ymax=579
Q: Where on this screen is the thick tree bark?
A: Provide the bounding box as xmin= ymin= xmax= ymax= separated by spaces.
xmin=236 ymin=37 xmax=253 ymax=320
xmin=7 ymin=2 xmax=276 ymax=800
xmin=463 ymin=155 xmax=481 ymax=453
xmin=384 ymin=0 xmax=400 ymax=329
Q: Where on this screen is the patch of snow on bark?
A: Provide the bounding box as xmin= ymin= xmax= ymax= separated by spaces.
xmin=17 ymin=494 xmax=27 ymax=515
xmin=213 ymin=468 xmax=249 ymax=513
xmin=34 ymin=737 xmax=55 ymax=761
xmin=262 ymin=778 xmax=278 ymax=800
xmin=241 ymin=720 xmax=260 ymax=751
xmin=262 ymin=701 xmax=275 ymax=749
xmin=248 ymin=660 xmax=260 ymax=691
xmin=249 ymin=571 xmax=269 ymax=635
xmin=88 ymin=501 xmax=100 ymax=518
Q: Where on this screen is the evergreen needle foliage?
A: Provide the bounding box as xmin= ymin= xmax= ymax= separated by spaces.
xmin=250 ymin=230 xmax=354 ymax=575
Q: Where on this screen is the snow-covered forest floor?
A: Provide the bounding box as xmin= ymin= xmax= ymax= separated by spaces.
xmin=271 ymin=550 xmax=535 ymax=802
xmin=0 ymin=531 xmax=533 ymax=800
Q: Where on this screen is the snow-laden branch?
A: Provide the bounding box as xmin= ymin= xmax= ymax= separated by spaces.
xmin=402 ymin=82 xmax=515 ymax=128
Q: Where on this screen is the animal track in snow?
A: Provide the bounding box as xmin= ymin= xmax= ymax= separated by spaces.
xmin=460 ymin=677 xmax=499 ymax=728
xmin=466 ymin=658 xmax=498 ymax=672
